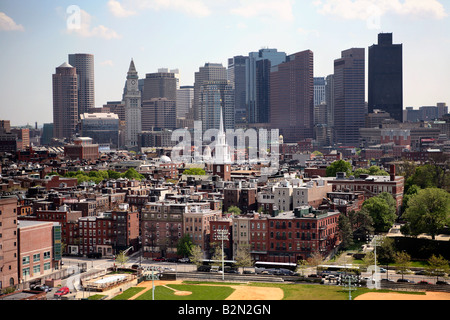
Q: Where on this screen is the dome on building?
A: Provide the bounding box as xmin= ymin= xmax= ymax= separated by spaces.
xmin=160 ymin=155 xmax=172 ymax=163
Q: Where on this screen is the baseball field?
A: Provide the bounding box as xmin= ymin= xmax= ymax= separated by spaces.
xmin=111 ymin=280 xmax=450 ymax=300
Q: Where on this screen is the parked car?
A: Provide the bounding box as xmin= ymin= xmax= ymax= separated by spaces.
xmin=379 ymin=268 xmax=387 ymax=273
xmin=418 ymin=280 xmax=430 ymax=285
xmin=153 ymin=257 xmax=166 ymax=262
xmin=224 ymin=268 xmax=239 ymax=274
xmin=279 ymin=268 xmax=295 ymax=276
xmin=243 ymin=270 xmax=256 ymax=275
xmin=166 ymin=258 xmax=178 ymax=263
xmin=436 ymin=281 xmax=449 ymax=285
xmin=31 ymin=285 xmax=51 ymax=292
xmin=131 ymin=264 xmax=140 ymax=270
xmin=54 ymin=286 xmax=70 ymax=298
xmin=415 ymin=270 xmax=428 ymax=275
xmin=397 ymin=279 xmax=412 ymax=283
xmin=87 ymin=252 xmax=102 ymax=259
xmin=178 ymin=258 xmax=190 ymax=263
xmin=197 ymin=265 xmax=211 ymax=272
xmin=381 ymin=278 xmax=395 ymax=283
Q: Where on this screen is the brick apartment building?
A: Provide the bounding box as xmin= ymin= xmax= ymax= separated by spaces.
xmin=223 ymin=185 xmax=257 ymax=214
xmin=33 ymin=205 xmax=82 ymax=256
xmin=78 ymin=204 xmax=139 ymax=257
xmin=0 ymin=197 xmax=19 ymax=290
xmin=330 ymin=165 xmax=404 ymax=213
xmin=264 ymin=207 xmax=341 ymax=263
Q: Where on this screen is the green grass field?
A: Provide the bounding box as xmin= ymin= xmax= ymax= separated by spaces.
xmin=111 ymin=281 xmax=425 ymax=301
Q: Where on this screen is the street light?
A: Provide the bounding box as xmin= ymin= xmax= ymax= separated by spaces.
xmin=214 ymin=229 xmax=230 ymax=281
xmin=338 ymin=274 xmax=362 ymax=300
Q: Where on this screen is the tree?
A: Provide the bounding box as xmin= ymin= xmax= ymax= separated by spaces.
xmin=306 ymin=252 xmax=324 ymax=274
xmin=427 ymin=255 xmax=449 ymax=282
xmin=177 ymin=234 xmax=194 ymax=258
xmin=211 ymin=245 xmax=224 ymax=267
xmin=183 ymin=168 xmax=206 ymax=175
xmin=122 ymin=168 xmax=144 ymax=180
xmin=402 ymin=188 xmax=450 ymax=240
xmin=361 ymin=195 xmax=396 ymax=233
xmin=234 ymin=244 xmax=253 ymax=273
xmin=338 ymin=214 xmax=354 ymax=249
xmin=326 ymin=160 xmax=352 ymax=178
xmin=395 ymin=251 xmax=411 ymax=280
xmin=377 ymin=237 xmax=397 ymax=265
xmin=189 ymin=245 xmax=204 ymax=268
xmin=115 ymin=250 xmax=129 ymax=268
xmin=226 ymin=206 xmax=241 ymax=216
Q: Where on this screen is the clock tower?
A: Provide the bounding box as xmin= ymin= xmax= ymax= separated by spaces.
xmin=123 ymin=59 xmax=142 ymax=149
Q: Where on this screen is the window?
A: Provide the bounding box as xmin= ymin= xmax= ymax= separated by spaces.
xmin=33 ymin=253 xmax=40 ymax=262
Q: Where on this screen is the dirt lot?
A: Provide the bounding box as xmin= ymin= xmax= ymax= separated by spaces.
xmin=130 ymin=280 xmax=284 ymax=300
xmin=355 ymin=291 xmax=450 ymax=300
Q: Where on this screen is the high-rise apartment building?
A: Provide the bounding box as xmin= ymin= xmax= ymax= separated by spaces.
xmin=52 ymin=62 xmax=78 ymax=140
xmin=270 ymin=50 xmax=314 ymax=143
xmin=247 ymin=49 xmax=286 ymax=124
xmin=368 ymin=33 xmax=403 ymax=123
xmin=68 ymin=53 xmax=95 ymax=116
xmin=333 ymin=48 xmax=366 ymax=146
xmin=194 ymin=63 xmax=228 ymax=128
xmin=123 ymin=59 xmax=142 ymax=149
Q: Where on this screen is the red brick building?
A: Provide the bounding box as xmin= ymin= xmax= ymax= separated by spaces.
xmin=64 ymin=137 xmax=99 ymax=162
xmin=264 ymin=207 xmax=340 ymax=263
xmin=17 ymin=220 xmax=62 ymax=284
xmin=0 ymin=197 xmax=19 ymax=290
xmin=78 ymin=204 xmax=139 ymax=257
xmin=330 ymin=165 xmax=404 ymax=213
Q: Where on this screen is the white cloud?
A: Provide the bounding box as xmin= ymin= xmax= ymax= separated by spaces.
xmin=313 ymin=0 xmax=448 ymax=20
xmin=67 ymin=9 xmax=122 ymax=40
xmin=298 ymin=27 xmax=320 ymax=37
xmin=130 ymin=0 xmax=211 ymax=17
xmin=100 ymin=60 xmax=114 ymax=67
xmin=0 ymin=12 xmax=24 ymax=31
xmin=231 ymin=0 xmax=295 ymax=21
xmin=108 ymin=0 xmax=137 ymax=18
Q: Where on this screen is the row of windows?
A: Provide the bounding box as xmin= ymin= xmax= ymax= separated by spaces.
xmin=22 ymin=251 xmax=51 ymax=265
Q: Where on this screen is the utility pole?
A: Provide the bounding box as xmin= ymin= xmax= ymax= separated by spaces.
xmin=214 ymin=229 xmax=230 ymax=281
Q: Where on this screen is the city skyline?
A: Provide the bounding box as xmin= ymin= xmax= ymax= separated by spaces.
xmin=1 ymin=0 xmax=450 ymax=126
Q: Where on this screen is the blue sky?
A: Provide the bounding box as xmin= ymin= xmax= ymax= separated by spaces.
xmin=1 ymin=0 xmax=449 ymax=126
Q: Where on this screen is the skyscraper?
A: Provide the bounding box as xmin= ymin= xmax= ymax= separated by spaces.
xmin=199 ymin=80 xmax=235 ymax=131
xmin=246 ymin=49 xmax=286 ymax=124
xmin=228 ymin=56 xmax=248 ymax=125
xmin=123 ymin=59 xmax=142 ymax=149
xmin=368 ymin=33 xmax=403 ymax=122
xmin=143 ymin=71 xmax=178 ymax=101
xmin=270 ymin=50 xmax=314 ymax=143
xmin=176 ymin=85 xmax=194 ymax=119
xmin=194 ymin=63 xmax=228 ymax=128
xmin=52 ymin=62 xmax=78 ymax=139
xmin=68 ymin=53 xmax=95 ymax=115
xmin=333 ymin=48 xmax=366 ymax=146
xmin=142 ymin=98 xmax=176 ymax=131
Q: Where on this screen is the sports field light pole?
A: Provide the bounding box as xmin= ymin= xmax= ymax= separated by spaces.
xmin=214 ymin=229 xmax=230 ymax=281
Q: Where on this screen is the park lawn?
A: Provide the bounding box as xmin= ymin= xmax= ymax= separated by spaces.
xmin=135 ymin=284 xmax=235 ymax=300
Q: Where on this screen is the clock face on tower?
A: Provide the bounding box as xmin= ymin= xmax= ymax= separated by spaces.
xmin=131 ymin=80 xmax=136 ymax=85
